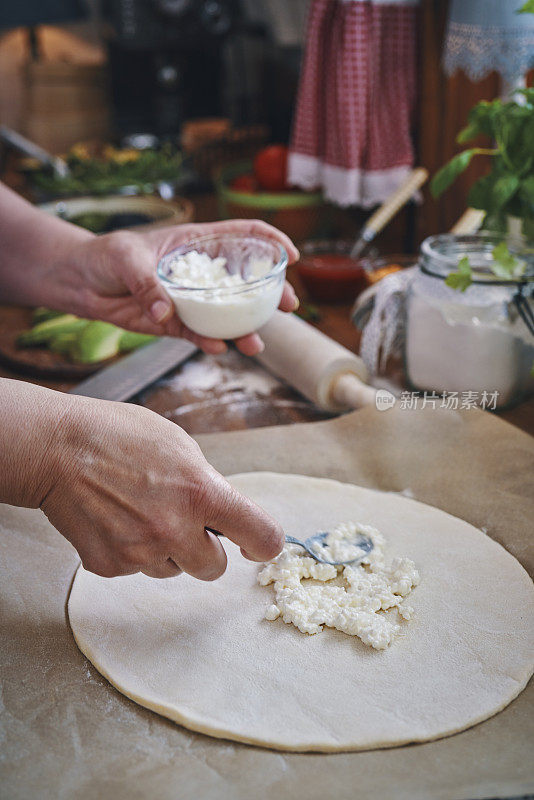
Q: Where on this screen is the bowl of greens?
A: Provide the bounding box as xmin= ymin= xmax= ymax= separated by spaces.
xmin=39 ymin=194 xmax=194 ymax=234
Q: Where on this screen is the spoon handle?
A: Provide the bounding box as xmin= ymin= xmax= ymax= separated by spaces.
xmin=284 ymin=535 xmax=304 ymax=546
xmin=207 ymin=528 xmax=300 ymax=547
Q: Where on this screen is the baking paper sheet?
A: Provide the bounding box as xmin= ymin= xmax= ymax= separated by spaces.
xmin=1 ymin=406 xmax=533 ymax=799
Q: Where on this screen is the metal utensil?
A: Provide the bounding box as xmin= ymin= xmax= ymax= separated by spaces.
xmin=0 ymin=125 xmax=70 ymax=178
xmin=208 ymin=528 xmax=374 ymax=566
xmin=69 ymin=337 xmax=197 ymax=401
xmin=350 ymin=167 xmax=429 ymax=259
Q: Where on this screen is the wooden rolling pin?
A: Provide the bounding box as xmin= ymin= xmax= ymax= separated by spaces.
xmin=256 ymin=312 xmax=376 ymax=411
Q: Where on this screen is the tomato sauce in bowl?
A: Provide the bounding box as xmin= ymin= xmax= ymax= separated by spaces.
xmin=296 ymin=241 xmax=368 ymax=303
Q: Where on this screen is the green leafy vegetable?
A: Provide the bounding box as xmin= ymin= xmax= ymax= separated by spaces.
xmin=490 ymin=242 xmax=526 ymax=279
xmin=491 ymin=174 xmax=520 ymax=208
xmin=431 ymin=150 xmax=482 ymax=198
xmin=457 ymin=101 xmax=498 ymax=142
xmin=30 ymin=146 xmax=184 ymax=197
xmin=445 ymin=244 xmax=527 ymax=293
xmin=517 ymin=0 xmax=534 ymax=12
xmin=431 ymin=95 xmax=534 ymax=233
xmin=445 ymin=256 xmax=472 ymax=291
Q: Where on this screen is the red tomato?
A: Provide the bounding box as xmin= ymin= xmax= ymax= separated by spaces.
xmin=253 ymin=145 xmax=289 ymax=191
xmin=230 ymin=173 xmax=258 ymax=193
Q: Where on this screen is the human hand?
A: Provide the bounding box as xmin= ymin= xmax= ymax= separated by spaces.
xmin=41 ymin=393 xmax=284 ymax=579
xmin=54 ymin=219 xmax=300 ymax=356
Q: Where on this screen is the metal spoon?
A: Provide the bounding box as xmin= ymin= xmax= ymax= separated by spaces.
xmin=207 ymin=528 xmax=374 ymax=567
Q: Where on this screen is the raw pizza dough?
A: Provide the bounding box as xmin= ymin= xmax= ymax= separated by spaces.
xmin=68 ymin=473 xmax=534 ymax=753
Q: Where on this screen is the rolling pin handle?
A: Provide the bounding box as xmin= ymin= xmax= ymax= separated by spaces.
xmin=330 ymin=373 xmax=377 ymax=410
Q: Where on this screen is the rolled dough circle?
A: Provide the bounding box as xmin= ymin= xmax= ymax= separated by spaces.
xmin=68 ymin=473 xmax=534 ymax=752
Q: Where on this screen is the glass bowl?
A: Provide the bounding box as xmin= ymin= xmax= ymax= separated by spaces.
xmin=295 ymin=240 xmax=374 ymax=303
xmin=157 ymin=233 xmax=288 ymax=339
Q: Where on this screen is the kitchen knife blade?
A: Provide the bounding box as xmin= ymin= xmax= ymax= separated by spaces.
xmin=69 ymin=337 xmax=197 ymax=401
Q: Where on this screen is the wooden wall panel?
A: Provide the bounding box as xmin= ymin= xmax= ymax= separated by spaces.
xmin=415 ymin=0 xmax=501 ymax=240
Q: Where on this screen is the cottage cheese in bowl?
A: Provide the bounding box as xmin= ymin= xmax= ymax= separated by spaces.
xmin=157 ymin=234 xmax=287 ymax=339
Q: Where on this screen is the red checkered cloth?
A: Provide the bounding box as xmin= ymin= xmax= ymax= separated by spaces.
xmin=288 ymin=0 xmax=419 ymax=208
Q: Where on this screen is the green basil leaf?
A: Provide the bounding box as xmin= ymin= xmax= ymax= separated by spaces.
xmin=468 ymin=173 xmax=498 ymax=212
xmin=457 ymin=123 xmax=481 ymax=144
xmin=505 ymin=194 xmax=526 ymax=218
xmin=520 ymin=175 xmax=534 ymax=206
xmin=492 ymin=242 xmax=516 ymax=268
xmin=457 ymin=100 xmax=499 ymax=142
xmin=445 ymin=256 xmax=473 ymax=292
xmin=497 ymin=111 xmax=534 ymax=176
xmin=431 ymin=149 xmax=479 ymax=198
xmin=491 ymin=243 xmax=526 ymax=279
xmin=483 ymin=211 xmax=508 ymax=233
xmin=491 ymin=174 xmax=520 ymax=209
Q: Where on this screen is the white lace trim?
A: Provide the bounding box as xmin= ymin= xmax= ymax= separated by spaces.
xmin=443 ymin=21 xmax=534 ymax=82
xmin=288 ymin=153 xmax=414 ymax=209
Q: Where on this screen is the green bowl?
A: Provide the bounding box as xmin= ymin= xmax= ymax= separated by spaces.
xmin=217 ymin=161 xmax=326 ymax=241
xmin=217 ymin=161 xmax=323 ymax=210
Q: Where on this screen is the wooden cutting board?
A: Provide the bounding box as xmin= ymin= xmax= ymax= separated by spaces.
xmin=0 ymin=306 xmax=111 ymax=379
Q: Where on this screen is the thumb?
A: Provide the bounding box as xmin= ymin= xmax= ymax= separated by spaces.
xmin=123 ymin=246 xmax=174 ymax=325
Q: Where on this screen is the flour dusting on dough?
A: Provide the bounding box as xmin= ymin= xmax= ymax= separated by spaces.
xmin=258 ymin=522 xmax=420 ymax=650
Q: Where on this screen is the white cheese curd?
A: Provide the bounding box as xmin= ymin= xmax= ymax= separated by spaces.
xmin=259 ymin=521 xmax=420 ymax=650
xmin=310 ymin=520 xmax=375 ymax=563
xmin=161 ymin=250 xmax=285 ymax=339
xmin=264 ymin=604 xmax=280 ymax=621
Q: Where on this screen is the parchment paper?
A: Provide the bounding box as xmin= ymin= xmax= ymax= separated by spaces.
xmin=1 ymin=406 xmax=533 ymax=800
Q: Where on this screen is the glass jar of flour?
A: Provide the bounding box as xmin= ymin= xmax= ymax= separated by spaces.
xmin=405 ymin=234 xmax=534 ymax=409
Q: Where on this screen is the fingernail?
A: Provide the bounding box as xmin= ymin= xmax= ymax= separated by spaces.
xmin=292 ymin=296 xmax=300 ymax=311
xmin=256 ymin=339 xmax=265 ymax=353
xmin=150 ymin=300 xmax=172 ymax=323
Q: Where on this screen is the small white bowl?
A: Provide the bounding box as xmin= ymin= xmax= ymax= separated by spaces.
xmin=157 ymin=233 xmax=288 ymax=339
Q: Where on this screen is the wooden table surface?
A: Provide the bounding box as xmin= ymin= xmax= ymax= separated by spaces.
xmin=1 ymin=285 xmax=533 ymax=438
xmin=0 ymin=186 xmax=532 ymax=437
